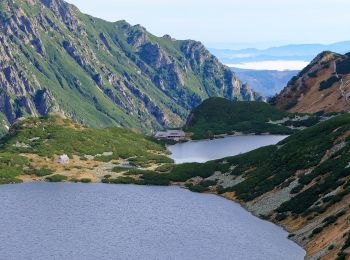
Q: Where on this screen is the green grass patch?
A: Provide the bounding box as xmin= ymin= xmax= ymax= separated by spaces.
xmin=185 ymin=98 xmax=295 ymax=139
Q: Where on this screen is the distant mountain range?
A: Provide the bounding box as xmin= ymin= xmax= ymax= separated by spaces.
xmin=209 ymin=41 xmax=350 ymax=64
xmin=232 ymin=68 xmax=299 ymax=97
xmin=209 ymin=42 xmax=350 ymax=97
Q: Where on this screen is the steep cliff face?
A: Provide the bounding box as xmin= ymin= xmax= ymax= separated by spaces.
xmin=0 ymin=0 xmax=260 ymax=132
xmin=271 ymin=51 xmax=350 ymax=113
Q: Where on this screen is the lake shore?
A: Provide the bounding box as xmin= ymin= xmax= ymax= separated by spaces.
xmin=6 ymin=134 xmax=315 ymax=258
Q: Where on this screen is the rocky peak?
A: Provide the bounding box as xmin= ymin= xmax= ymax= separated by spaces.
xmin=180 ymin=40 xmax=214 ymax=67
xmin=40 ymin=0 xmax=71 ymax=14
xmin=40 ymin=0 xmax=81 ymax=31
xmin=139 ymin=42 xmax=171 ymax=69
xmin=313 ymin=51 xmax=340 ymax=63
xmin=119 ymin=22 xmax=149 ymax=49
xmin=162 ymin=34 xmax=174 ymax=41
xmin=271 ymin=51 xmax=350 ymax=113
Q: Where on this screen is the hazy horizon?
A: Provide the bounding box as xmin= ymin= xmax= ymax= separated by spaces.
xmin=205 ymin=40 xmax=350 ymax=51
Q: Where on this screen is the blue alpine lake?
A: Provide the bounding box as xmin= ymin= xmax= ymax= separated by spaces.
xmin=0 ymin=182 xmax=305 ymax=260
xmin=168 ymin=135 xmax=288 ymax=164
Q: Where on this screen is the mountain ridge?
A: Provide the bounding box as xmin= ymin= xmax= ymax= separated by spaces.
xmin=209 ymin=41 xmax=350 ymax=64
xmin=0 ymin=0 xmax=260 ymax=133
xmin=271 ymin=51 xmax=350 ymax=113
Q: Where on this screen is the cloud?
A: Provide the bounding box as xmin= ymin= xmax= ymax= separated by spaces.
xmin=227 ymin=60 xmax=310 ymax=71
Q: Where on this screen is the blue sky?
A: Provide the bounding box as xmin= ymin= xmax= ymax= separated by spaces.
xmin=66 ymin=0 xmax=350 ymax=49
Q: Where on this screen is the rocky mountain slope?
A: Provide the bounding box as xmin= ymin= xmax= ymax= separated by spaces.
xmin=271 ymin=51 xmax=350 ymax=114
xmin=0 ymin=0 xmax=260 ymax=134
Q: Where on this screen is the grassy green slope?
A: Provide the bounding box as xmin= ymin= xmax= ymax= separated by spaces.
xmin=185 ymin=97 xmax=296 ymax=139
xmin=0 ymin=115 xmax=171 ymax=184
xmin=15 ymin=1 xmax=158 ymax=129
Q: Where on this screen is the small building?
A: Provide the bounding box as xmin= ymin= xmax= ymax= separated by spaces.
xmin=154 ymin=130 xmax=186 ymax=141
xmin=58 ymin=154 xmax=70 ymax=164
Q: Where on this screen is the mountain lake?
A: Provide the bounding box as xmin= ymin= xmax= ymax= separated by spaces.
xmin=0 ymin=135 xmax=305 ymax=260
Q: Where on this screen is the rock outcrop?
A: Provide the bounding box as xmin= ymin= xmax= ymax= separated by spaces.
xmin=271 ymin=51 xmax=350 ymax=113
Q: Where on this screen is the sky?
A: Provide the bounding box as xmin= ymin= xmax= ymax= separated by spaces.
xmin=66 ymin=0 xmax=350 ymax=49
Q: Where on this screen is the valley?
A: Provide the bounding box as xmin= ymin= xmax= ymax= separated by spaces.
xmin=232 ymin=67 xmax=299 ymax=97
xmin=1 ymin=0 xmax=350 ymax=260
xmin=0 ymin=102 xmax=349 ymax=259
